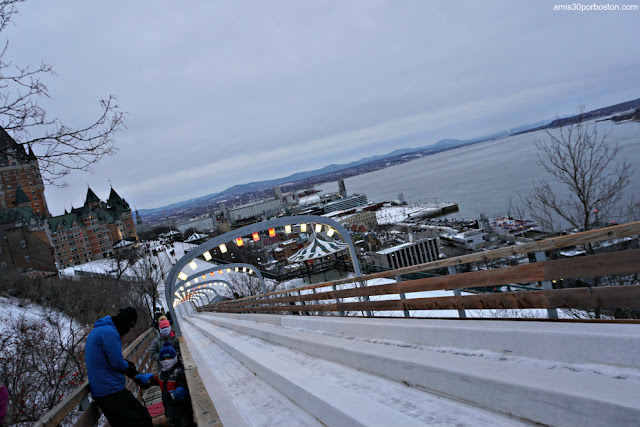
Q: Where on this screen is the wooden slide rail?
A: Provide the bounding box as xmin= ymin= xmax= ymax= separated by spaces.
xmin=179 ymin=336 xmax=223 ymax=426
xmin=201 ymin=221 xmax=640 ymax=317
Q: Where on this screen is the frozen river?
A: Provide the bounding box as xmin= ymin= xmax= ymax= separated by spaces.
xmin=316 ymin=119 xmax=640 ymax=222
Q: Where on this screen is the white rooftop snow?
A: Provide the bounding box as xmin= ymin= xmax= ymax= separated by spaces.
xmin=376 ymin=203 xmax=453 ymax=225
xmin=184 ymin=232 xmax=208 ymax=243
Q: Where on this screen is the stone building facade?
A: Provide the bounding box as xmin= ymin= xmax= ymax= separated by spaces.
xmin=374 ymin=237 xmax=441 ymax=269
xmin=0 ymin=197 xmax=56 ymax=272
xmin=0 ymin=126 xmax=138 ymax=271
xmin=48 ymin=188 xmax=138 ymax=269
xmin=0 ymin=127 xmax=50 ymax=217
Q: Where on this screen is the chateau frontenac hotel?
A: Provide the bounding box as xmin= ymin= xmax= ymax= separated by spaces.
xmin=0 ymin=127 xmax=137 ymax=272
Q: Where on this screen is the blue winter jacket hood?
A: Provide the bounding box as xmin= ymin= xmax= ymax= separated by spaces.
xmin=85 ymin=315 xmax=129 ymax=397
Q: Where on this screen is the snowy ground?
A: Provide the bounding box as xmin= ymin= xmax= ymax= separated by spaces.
xmin=58 ymin=240 xmax=243 ymax=310
xmin=376 ymin=202 xmax=454 ymax=225
xmin=0 ymin=296 xmax=82 ymax=338
xmin=59 ymin=240 xmax=196 ymax=279
xmin=0 ymin=296 xmax=51 ymax=329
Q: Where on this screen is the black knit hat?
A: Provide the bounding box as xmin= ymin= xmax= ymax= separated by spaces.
xmin=112 ymin=307 xmax=138 ymax=336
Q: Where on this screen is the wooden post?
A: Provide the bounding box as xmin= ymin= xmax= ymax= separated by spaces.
xmin=297 ymin=290 xmax=308 ymax=316
xmin=396 ymin=275 xmax=411 ymax=318
xmin=333 ymin=285 xmax=345 ymax=316
xmin=448 ymin=266 xmax=467 ymax=318
xmin=534 ymin=251 xmax=559 ymax=319
xmin=358 ymin=280 xmax=374 ymax=317
xmin=288 ymin=292 xmax=296 ymax=315
xmin=312 ymin=287 xmax=321 ymax=315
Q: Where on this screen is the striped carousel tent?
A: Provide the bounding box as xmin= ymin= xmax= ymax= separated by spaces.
xmin=287 ymin=233 xmax=348 ymax=262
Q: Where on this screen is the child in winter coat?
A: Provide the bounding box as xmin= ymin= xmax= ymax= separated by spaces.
xmin=149 ymin=319 xmax=181 ymax=370
xmin=152 ymin=314 xmax=171 ymax=329
xmin=135 ymin=342 xmax=195 ymax=427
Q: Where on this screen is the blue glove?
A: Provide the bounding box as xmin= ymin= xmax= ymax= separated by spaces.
xmin=134 ymin=373 xmax=154 ymax=386
xmin=169 ymin=387 xmax=187 ymax=400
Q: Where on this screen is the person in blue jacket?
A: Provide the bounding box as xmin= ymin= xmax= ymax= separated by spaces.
xmin=85 ymin=307 xmax=152 ymax=427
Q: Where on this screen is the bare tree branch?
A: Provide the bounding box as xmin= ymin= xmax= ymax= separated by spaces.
xmin=228 ymin=272 xmax=277 ymax=298
xmin=524 ymin=104 xmax=634 ymax=233
xmin=0 ymin=0 xmax=125 ymax=187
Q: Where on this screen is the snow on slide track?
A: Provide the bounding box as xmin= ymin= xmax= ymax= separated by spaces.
xmin=182 ymin=315 xmax=530 ymax=427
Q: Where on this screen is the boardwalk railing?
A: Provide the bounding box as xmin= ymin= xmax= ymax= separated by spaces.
xmin=35 ymin=328 xmax=155 ymax=427
xmin=35 ymin=328 xmax=222 ymax=426
xmin=200 ymin=221 xmax=640 ymax=319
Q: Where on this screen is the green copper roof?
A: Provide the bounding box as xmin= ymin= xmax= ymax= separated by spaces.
xmin=85 ymin=187 xmax=100 ymax=203
xmin=0 ymin=126 xmax=28 ymax=162
xmin=47 ymin=213 xmax=80 ymax=231
xmin=0 ymin=206 xmax=39 ymax=226
xmin=48 ymin=186 xmax=131 ymax=233
xmin=14 ymin=186 xmax=30 ymax=206
xmin=107 ymin=187 xmax=129 ymax=210
xmin=108 ymin=187 xmax=123 ymax=202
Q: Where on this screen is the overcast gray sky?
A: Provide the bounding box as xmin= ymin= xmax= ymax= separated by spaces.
xmin=5 ymin=0 xmax=639 ymax=213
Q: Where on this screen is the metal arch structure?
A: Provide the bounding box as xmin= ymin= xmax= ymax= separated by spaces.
xmin=188 ymin=291 xmax=208 ymax=305
xmin=176 ymin=290 xmax=207 ymax=306
xmin=176 ymin=288 xmax=217 ymax=305
xmin=178 ymin=288 xmax=218 ymax=306
xmin=180 ymin=283 xmax=231 ymax=307
xmin=185 ymin=291 xmax=210 ymax=307
xmin=175 ymin=280 xmax=231 ymax=302
xmin=182 ymin=262 xmax=265 ymax=295
xmin=173 ymin=280 xmax=231 ymax=306
xmin=176 ymin=278 xmax=235 ymax=297
xmin=165 ymin=215 xmax=363 ymax=335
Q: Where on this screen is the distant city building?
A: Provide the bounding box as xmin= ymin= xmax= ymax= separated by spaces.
xmin=218 ymin=219 xmax=231 ymax=233
xmin=340 ymin=210 xmax=378 ymax=231
xmin=324 ymin=209 xmax=378 ymax=232
xmin=440 ymin=229 xmax=486 ymax=250
xmin=284 ymin=192 xmax=299 ymax=205
xmin=48 ymin=187 xmax=138 ymax=269
xmin=225 ymin=197 xmax=284 ymax=222
xmin=338 ymin=179 xmax=347 ymax=198
xmin=221 ymin=186 xmax=300 ymax=223
xmin=136 ymin=208 xmax=143 ymax=226
xmin=324 ymin=194 xmax=368 ymax=213
xmin=176 ymin=216 xmax=215 ymax=234
xmin=374 ymin=237 xmax=440 ymax=269
xmin=479 ymin=213 xmax=491 ymax=232
xmin=273 ymin=238 xmax=301 ymax=262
